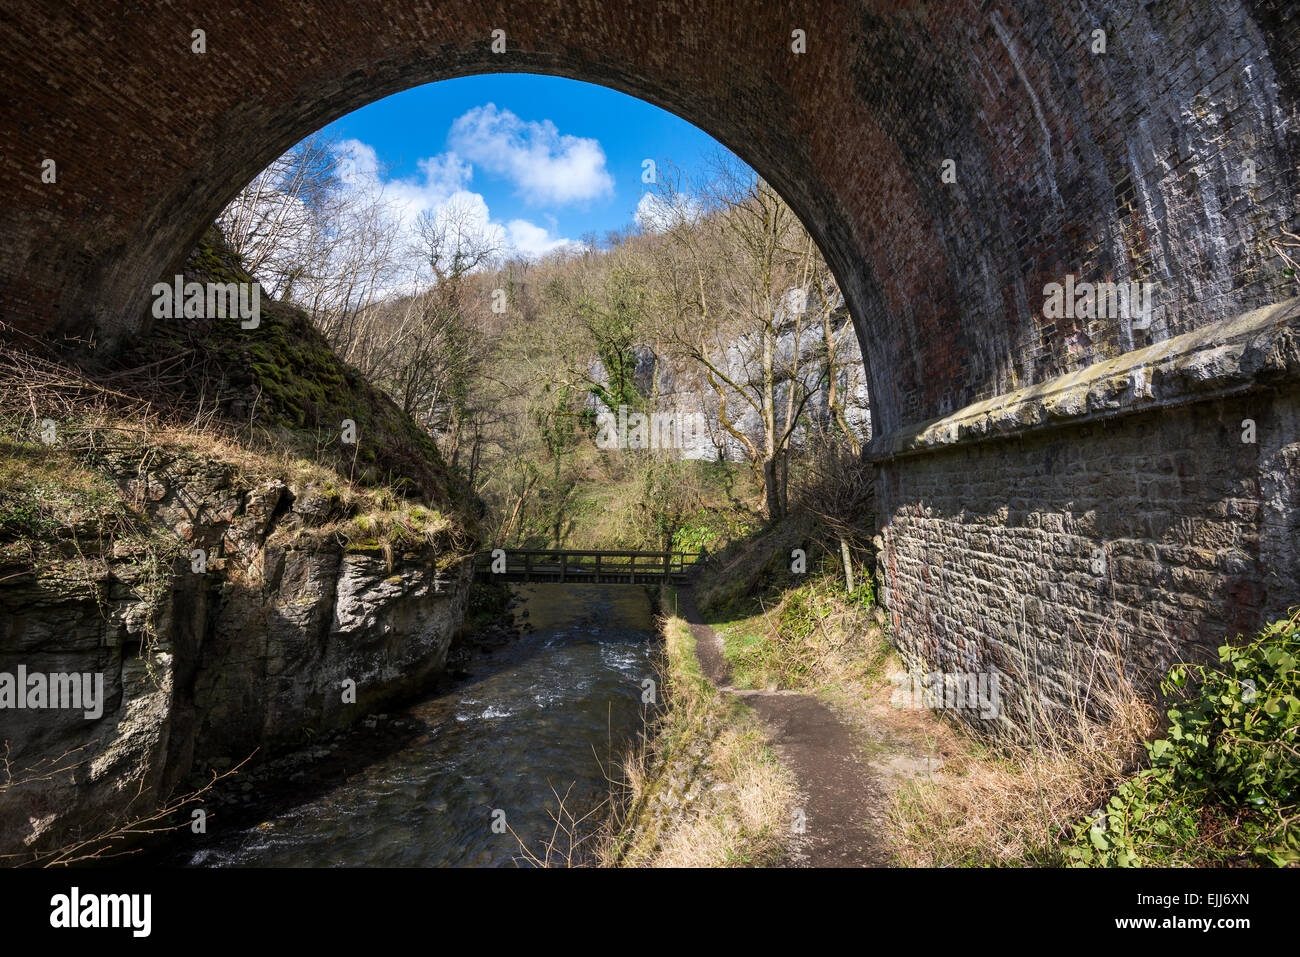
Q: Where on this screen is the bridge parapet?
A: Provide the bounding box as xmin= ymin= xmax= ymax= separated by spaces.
xmin=473 ymin=549 xmax=700 ymax=585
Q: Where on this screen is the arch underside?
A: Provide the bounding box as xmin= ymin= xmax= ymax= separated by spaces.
xmin=3 ymin=0 xmax=1298 ymax=438
xmin=3 ymin=0 xmax=1300 ymax=732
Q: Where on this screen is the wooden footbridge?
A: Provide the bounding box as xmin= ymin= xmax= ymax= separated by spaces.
xmin=473 ymin=549 xmax=701 ymax=585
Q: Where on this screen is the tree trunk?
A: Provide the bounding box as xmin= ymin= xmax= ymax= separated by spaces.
xmin=467 ymin=425 xmax=482 ymax=489
xmin=780 ymin=448 xmax=789 ymax=516
xmin=763 ymin=456 xmax=783 ymax=521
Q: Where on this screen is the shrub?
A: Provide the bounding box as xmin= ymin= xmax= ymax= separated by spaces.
xmin=1067 ymin=609 xmax=1300 ymax=867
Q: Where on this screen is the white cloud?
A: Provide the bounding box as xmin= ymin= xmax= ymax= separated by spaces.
xmin=635 ymin=191 xmax=701 ymax=232
xmin=331 ymin=137 xmax=582 ymax=278
xmin=334 ymin=138 xmax=382 ymax=189
xmin=335 ymin=138 xmax=471 ymax=228
xmin=506 ymin=219 xmax=584 ymax=258
xmin=417 ymin=152 xmax=474 ymax=195
xmin=448 ymin=104 xmax=614 ymax=205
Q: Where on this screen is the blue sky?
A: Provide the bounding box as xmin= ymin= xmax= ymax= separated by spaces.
xmin=319 ymin=73 xmax=739 ymax=258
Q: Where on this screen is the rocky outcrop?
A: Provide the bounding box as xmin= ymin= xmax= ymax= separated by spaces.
xmin=0 ymin=452 xmax=471 ymax=863
xmin=588 ymin=307 xmax=871 ymax=460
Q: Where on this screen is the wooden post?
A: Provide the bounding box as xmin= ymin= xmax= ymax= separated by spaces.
xmin=524 ymin=551 xmax=532 ymax=583
xmin=595 ymin=553 xmax=601 ymax=583
xmin=560 ymin=552 xmax=567 ymax=583
xmin=664 ymin=551 xmax=670 ymax=580
xmin=630 ymin=553 xmax=636 ymax=584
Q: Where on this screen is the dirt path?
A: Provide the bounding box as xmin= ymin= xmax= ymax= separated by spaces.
xmin=676 ymin=588 xmax=892 ymax=867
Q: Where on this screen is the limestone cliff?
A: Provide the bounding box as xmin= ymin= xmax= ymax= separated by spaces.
xmin=0 ymin=231 xmax=475 ymax=863
xmin=1 ymin=460 xmax=471 ymax=862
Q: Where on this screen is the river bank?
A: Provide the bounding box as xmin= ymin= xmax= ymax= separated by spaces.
xmin=599 ymin=586 xmax=796 ymax=866
xmin=146 ymin=582 xmax=658 ymax=867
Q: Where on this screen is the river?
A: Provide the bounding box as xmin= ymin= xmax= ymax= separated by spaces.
xmin=167 ymin=583 xmax=658 ymax=867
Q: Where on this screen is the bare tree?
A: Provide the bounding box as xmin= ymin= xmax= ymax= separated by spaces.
xmin=218 ymin=133 xmax=340 ymax=289
xmin=647 ymin=159 xmax=832 ymax=519
xmin=218 ymin=132 xmax=410 ymax=375
xmin=392 ymin=197 xmax=502 ymax=463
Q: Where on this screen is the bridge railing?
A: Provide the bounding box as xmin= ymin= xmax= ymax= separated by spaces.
xmin=472 ymin=548 xmax=703 ymax=583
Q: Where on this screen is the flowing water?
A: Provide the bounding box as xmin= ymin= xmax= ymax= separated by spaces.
xmin=173 ymin=583 xmax=657 ymax=867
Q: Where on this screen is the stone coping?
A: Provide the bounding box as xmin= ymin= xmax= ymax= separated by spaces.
xmin=867 ymin=297 xmax=1300 ymax=461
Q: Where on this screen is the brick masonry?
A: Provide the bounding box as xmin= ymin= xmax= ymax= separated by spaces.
xmin=2 ymin=0 xmax=1299 ymax=434
xmin=2 ymin=0 xmax=1300 ymax=734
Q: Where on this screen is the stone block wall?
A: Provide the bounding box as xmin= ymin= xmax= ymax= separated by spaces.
xmin=874 ymin=300 xmax=1300 ymax=735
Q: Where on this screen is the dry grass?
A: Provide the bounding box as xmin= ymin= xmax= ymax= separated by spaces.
xmin=599 ymin=594 xmax=796 ymax=867
xmin=886 ymin=617 xmax=1163 ymax=866
xmin=672 ymin=491 xmax=1169 ymax=868
xmin=0 ymin=343 xmax=471 ymax=568
xmin=0 ymin=342 xmax=318 ymax=486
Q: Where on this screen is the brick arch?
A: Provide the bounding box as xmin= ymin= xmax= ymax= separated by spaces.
xmin=3 ymin=0 xmax=1300 ymax=738
xmin=4 ymin=0 xmax=1297 ymax=440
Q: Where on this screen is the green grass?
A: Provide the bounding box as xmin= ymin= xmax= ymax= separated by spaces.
xmin=600 ymin=585 xmax=796 ymax=867
xmin=714 ymin=616 xmax=770 ymax=689
xmin=0 ymin=436 xmax=125 ymax=545
xmin=691 ymin=508 xmax=885 ymax=693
